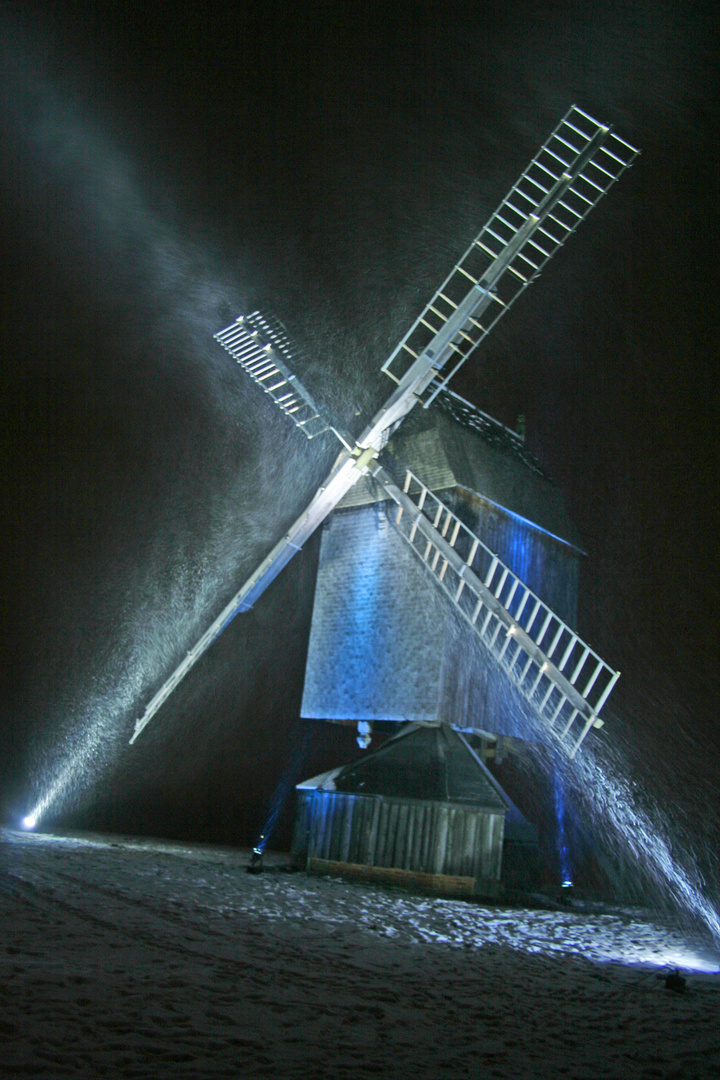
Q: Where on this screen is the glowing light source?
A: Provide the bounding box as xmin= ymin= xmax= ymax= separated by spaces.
xmin=247 ymin=845 xmax=264 ymax=874
xmin=22 ymin=815 xmax=37 ymax=830
xmin=631 ymin=950 xmax=719 ymax=974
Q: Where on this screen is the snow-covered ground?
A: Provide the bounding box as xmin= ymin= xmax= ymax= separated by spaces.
xmin=1 ymin=828 xmax=719 ymax=1079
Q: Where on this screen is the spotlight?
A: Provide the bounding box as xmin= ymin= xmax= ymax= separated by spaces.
xmin=665 ymin=970 xmax=686 ymax=993
xmin=357 ymin=720 xmax=372 ymax=749
xmin=22 ymin=815 xmax=37 ymax=830
xmin=246 ymin=846 xmax=264 ymax=874
xmin=561 ymin=879 xmax=573 ymax=889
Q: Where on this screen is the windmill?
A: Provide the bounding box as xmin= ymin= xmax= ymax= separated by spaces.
xmin=131 ymin=106 xmax=638 ymax=764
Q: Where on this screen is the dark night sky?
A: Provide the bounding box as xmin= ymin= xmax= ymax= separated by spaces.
xmin=0 ymin=1 xmax=718 ymax=854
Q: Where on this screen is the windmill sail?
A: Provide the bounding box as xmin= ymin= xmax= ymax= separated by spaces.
xmin=214 ymin=311 xmax=333 ymax=440
xmin=382 ymin=106 xmax=639 ymax=402
xmin=373 ymin=465 xmax=619 ymax=757
xmin=130 ymin=444 xmax=367 ymax=743
xmin=131 ymin=106 xmax=637 ymax=746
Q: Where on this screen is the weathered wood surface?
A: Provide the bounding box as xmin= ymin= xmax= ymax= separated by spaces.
xmin=293 ymin=790 xmax=505 ymax=886
xmin=308 ymin=857 xmax=490 ymax=898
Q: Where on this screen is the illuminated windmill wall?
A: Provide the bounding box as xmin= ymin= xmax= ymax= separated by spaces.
xmin=300 ymin=387 xmax=585 ymax=745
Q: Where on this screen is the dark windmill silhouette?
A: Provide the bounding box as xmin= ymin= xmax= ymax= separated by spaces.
xmin=131 ymin=108 xmax=638 ymax=886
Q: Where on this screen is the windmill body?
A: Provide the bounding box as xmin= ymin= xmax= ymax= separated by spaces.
xmin=301 ymin=389 xmax=584 ymax=745
xmin=130 ymin=107 xmax=637 ymax=769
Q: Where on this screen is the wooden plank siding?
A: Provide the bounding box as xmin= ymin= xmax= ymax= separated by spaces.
xmin=292 ymin=790 xmax=505 ymax=895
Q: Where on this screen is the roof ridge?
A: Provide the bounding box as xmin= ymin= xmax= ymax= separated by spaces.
xmin=432 ymin=388 xmax=551 ymax=481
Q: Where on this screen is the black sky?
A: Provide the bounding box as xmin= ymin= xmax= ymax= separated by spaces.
xmin=0 ymin=0 xmax=718 ymax=852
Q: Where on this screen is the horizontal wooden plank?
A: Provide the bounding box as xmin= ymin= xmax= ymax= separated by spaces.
xmin=308 ymin=858 xmax=500 ymax=898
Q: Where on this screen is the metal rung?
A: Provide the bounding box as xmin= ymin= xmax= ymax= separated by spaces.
xmin=579 ymin=173 xmax=606 ymax=194
xmin=486 ymin=226 xmax=511 ymax=246
xmin=582 ymin=659 xmax=604 ymax=698
xmin=457 ymin=265 xmax=479 ymax=284
xmin=546 ymin=622 xmax=566 ymax=659
xmin=554 ymin=133 xmax=581 ymax=155
xmin=524 ymin=598 xmax=542 ymax=635
xmin=516 ymin=251 xmax=540 ymax=271
xmin=558 ymin=633 xmax=579 ymax=672
xmin=514 ymin=188 xmax=542 ymax=209
xmin=569 ymin=645 xmax=590 ymax=684
xmin=535 ymin=160 xmax=562 ymax=183
xmin=494 ymin=213 xmax=520 ymax=233
xmin=513 ymin=589 xmax=530 ymax=622
xmin=246 ymin=358 xmax=275 ymax=374
xmin=420 ymin=317 xmax=441 ymax=333
xmin=556 ymin=199 xmax=583 ymax=220
xmin=546 ymin=212 xmax=571 ymax=232
xmin=545 ymin=146 xmax=571 ymax=169
xmin=524 ymin=175 xmax=551 ymax=196
xmin=437 ymin=292 xmax=458 ymax=309
xmin=476 ymin=240 xmax=500 ymax=259
xmin=526 ymin=238 xmax=551 ymax=259
xmin=563 ymin=119 xmax=596 ymax=141
xmin=494 ymin=566 xmax=510 ymax=598
xmin=568 ymin=186 xmax=594 ymax=207
xmin=588 ymin=158 xmax=616 ymax=181
xmin=572 ymin=105 xmax=604 ymax=124
xmin=535 ymin=611 xmax=554 ymax=649
xmin=504 ymin=200 xmax=530 ymax=220
xmin=245 ymin=354 xmax=273 ymax=371
xmin=536 ymin=224 xmax=561 ymax=246
xmin=599 ymin=145 xmax=630 ymax=167
xmin=232 ymin=339 xmax=262 ymax=357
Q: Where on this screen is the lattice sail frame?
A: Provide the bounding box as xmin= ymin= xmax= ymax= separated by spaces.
xmin=382 ymin=106 xmax=639 ymax=403
xmin=374 ymin=465 xmax=620 ymax=757
xmin=214 ymin=311 xmax=331 ymax=439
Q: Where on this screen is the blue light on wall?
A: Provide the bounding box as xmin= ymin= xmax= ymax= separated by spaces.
xmin=301 ymin=507 xmax=446 ymax=722
xmin=554 ymin=768 xmax=573 ymax=888
xmin=254 ymin=722 xmax=312 ymax=854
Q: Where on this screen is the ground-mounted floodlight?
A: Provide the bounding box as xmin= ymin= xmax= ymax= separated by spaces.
xmin=665 ymin=970 xmax=686 ymax=993
xmin=247 ymin=848 xmax=263 ymax=873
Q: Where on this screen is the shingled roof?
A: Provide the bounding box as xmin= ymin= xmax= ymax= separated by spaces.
xmin=339 ymin=388 xmax=584 ymax=551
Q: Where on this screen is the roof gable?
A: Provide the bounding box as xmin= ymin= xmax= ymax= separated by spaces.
xmin=338 ymin=389 xmax=583 ymax=550
xmin=299 ymin=722 xmax=510 ymax=811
